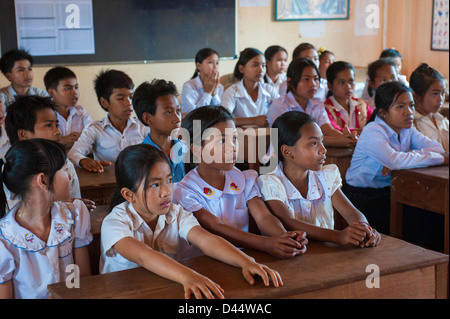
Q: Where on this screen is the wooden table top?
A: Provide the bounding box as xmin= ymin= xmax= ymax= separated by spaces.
xmin=76 ymin=163 xmax=116 ymax=189
xmin=48 ymin=235 xmax=448 ymax=299
xmin=392 ymin=165 xmax=449 ymax=181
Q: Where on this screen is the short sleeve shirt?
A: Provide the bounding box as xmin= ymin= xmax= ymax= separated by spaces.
xmin=100 ymin=201 xmax=200 ymax=274
xmin=0 ymin=200 xmax=92 ymax=299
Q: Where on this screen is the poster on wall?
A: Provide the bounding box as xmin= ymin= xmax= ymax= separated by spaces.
xmin=14 ymin=0 xmax=95 ymax=56
xmin=275 ymin=0 xmax=349 ymax=21
xmin=431 ymin=0 xmax=449 ymax=51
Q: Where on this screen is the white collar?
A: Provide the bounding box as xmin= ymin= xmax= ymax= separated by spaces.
xmin=0 ymin=202 xmax=75 ymax=252
xmin=181 ymin=167 xmax=246 ymax=200
xmin=274 ymin=162 xmax=322 ymax=201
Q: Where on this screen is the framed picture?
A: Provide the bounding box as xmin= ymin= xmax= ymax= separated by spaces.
xmin=431 ymin=0 xmax=449 ymax=51
xmin=275 ymin=0 xmax=349 ymax=21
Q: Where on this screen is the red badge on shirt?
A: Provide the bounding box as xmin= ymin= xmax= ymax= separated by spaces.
xmin=229 ymin=183 xmax=239 ymax=191
xmin=204 ymin=187 xmax=214 ymax=196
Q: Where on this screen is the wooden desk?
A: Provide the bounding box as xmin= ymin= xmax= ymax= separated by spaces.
xmin=324 ymin=147 xmax=354 ymax=183
xmin=390 ymin=166 xmax=449 ymax=254
xmin=48 ymin=235 xmax=448 ymax=299
xmin=440 ymin=101 xmax=449 ymax=119
xmin=76 ymin=164 xmax=116 ymax=206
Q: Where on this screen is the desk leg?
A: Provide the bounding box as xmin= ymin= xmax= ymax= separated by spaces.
xmin=390 ymin=198 xmax=403 ymax=238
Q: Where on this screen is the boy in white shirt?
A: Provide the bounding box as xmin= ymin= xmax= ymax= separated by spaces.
xmin=44 ymin=66 xmax=93 ymax=149
xmin=68 ymin=69 xmax=149 ymax=173
xmin=0 ymin=49 xmax=48 ymax=108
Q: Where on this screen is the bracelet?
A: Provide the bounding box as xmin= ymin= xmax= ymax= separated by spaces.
xmin=358 ymin=220 xmax=372 ymax=231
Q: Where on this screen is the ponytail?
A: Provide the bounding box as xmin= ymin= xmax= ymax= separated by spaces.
xmin=0 ymin=139 xmax=66 ymax=219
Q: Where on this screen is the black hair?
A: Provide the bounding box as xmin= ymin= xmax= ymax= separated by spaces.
xmin=94 ymin=69 xmax=134 ymax=111
xmin=233 ymin=48 xmax=264 ymax=80
xmin=109 ymin=144 xmax=170 ymax=211
xmin=380 ymin=48 xmax=402 ymax=60
xmin=272 ymin=111 xmax=316 ymax=163
xmin=0 ymin=138 xmax=67 ymax=218
xmin=367 ymin=81 xmax=412 ymax=123
xmin=44 ymin=66 xmax=77 ymax=91
xmin=319 ymin=50 xmax=335 ymax=60
xmin=5 ymin=95 xmax=57 ymax=145
xmin=0 ymin=49 xmax=33 ymax=75
xmin=326 ymin=61 xmax=354 ymax=98
xmin=192 ymin=48 xmax=220 ymax=79
xmin=292 ymin=43 xmax=316 ymax=60
xmin=182 ymin=105 xmax=234 ymax=169
xmin=264 ymin=45 xmax=287 ymax=62
xmin=367 ymin=58 xmax=397 ymax=97
xmin=286 ymin=58 xmax=320 ymax=93
xmin=133 ymin=79 xmax=179 ymax=125
xmin=409 ymin=63 xmax=445 ymax=99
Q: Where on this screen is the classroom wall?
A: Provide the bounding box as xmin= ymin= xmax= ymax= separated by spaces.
xmin=385 ymin=0 xmax=449 ymax=80
xmin=1 ymin=0 xmax=448 ymax=120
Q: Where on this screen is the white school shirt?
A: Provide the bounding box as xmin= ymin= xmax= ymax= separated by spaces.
xmin=345 ymin=115 xmax=446 ymax=189
xmin=413 ymin=111 xmax=449 ymax=152
xmin=173 ymin=167 xmax=261 ymax=233
xmin=56 ymin=105 xmax=93 ymax=136
xmin=0 ymin=200 xmax=92 ymax=299
xmin=264 ymin=73 xmax=287 ymax=93
xmin=327 ymin=96 xmax=359 ymax=128
xmin=180 ymin=76 xmax=224 ymax=115
xmin=68 ymin=115 xmax=150 ymax=166
xmin=100 ymin=201 xmax=200 ymax=274
xmin=268 ymin=91 xmax=331 ymax=127
xmin=0 ymin=125 xmax=10 ymax=158
xmin=0 ymin=85 xmax=49 ymax=108
xmin=258 ymin=163 xmax=342 ymax=230
xmin=278 ymin=78 xmax=328 ymax=102
xmin=221 ymin=79 xmax=279 ymax=118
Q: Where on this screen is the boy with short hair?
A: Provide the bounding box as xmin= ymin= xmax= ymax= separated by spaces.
xmin=133 ymin=79 xmax=186 ymax=182
xmin=44 ymin=66 xmax=93 ymax=149
xmin=68 ymin=69 xmax=149 ymax=173
xmin=4 ymin=95 xmax=92 ymax=209
xmin=0 ymin=49 xmax=48 ymax=108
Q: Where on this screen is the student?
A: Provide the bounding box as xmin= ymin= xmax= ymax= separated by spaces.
xmin=361 ymin=49 xmax=408 ymax=102
xmin=44 ymin=66 xmax=93 ymax=149
xmin=0 ymin=49 xmax=48 ymax=108
xmin=4 ymin=95 xmax=85 ymax=208
xmin=268 ymin=58 xmax=357 ymax=147
xmin=0 ymin=139 xmax=92 ymax=299
xmin=264 ymin=45 xmax=288 ymax=92
xmin=380 ymin=48 xmax=409 ymax=86
xmin=344 ymin=82 xmax=448 ymax=235
xmin=68 ymin=69 xmax=149 ymax=173
xmin=410 ymin=63 xmax=448 ymax=152
xmin=0 ymin=100 xmax=9 ymax=158
xmin=133 ymin=79 xmax=186 ymax=183
xmin=318 ymin=48 xmax=335 ymax=82
xmin=324 ymin=61 xmax=373 ymax=134
xmin=180 ymin=48 xmax=223 ymax=116
xmin=100 ymin=144 xmax=282 ymax=299
xmin=221 ymin=48 xmax=279 ymax=127
xmin=258 ymin=111 xmax=380 ymax=247
xmin=279 ymin=43 xmax=328 ymax=101
xmin=362 ymin=58 xmax=398 ymax=108
xmin=173 ymin=105 xmax=308 ymax=259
